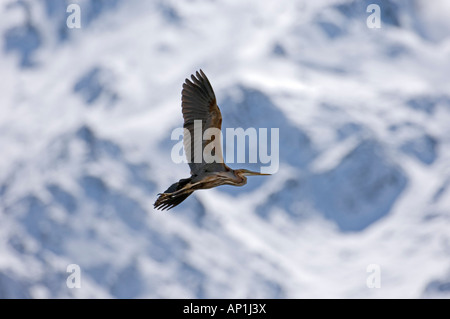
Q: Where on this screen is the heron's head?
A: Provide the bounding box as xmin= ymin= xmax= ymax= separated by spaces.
xmin=233 ymin=168 xmax=269 ymax=183
xmin=223 ymin=169 xmax=270 ymax=187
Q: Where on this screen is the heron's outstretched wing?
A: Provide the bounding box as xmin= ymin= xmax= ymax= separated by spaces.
xmin=182 ymin=70 xmax=227 ymax=175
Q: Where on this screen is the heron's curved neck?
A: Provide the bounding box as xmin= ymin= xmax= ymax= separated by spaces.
xmin=233 ymin=171 xmax=247 ymax=186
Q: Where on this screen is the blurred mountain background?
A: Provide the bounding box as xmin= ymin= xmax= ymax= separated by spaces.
xmin=1 ymin=0 xmax=450 ymax=298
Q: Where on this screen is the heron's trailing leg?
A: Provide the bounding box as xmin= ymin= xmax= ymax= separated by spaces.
xmin=154 ymin=178 xmax=194 ymax=211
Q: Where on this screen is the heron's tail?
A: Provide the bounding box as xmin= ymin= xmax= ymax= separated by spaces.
xmin=154 ymin=178 xmax=193 ymax=211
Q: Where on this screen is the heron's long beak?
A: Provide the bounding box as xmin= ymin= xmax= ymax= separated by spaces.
xmin=244 ymin=170 xmax=271 ymax=176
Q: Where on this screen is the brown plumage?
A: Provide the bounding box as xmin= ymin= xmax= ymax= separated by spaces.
xmin=181 ymin=69 xmax=225 ymax=175
xmin=154 ymin=70 xmax=269 ymax=211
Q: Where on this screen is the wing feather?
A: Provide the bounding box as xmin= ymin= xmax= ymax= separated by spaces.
xmin=181 ymin=70 xmax=226 ymax=175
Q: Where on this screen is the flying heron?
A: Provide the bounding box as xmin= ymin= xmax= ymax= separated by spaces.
xmin=154 ymin=70 xmax=270 ymax=211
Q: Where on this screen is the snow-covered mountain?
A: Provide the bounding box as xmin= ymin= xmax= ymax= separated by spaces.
xmin=1 ymin=0 xmax=450 ymax=298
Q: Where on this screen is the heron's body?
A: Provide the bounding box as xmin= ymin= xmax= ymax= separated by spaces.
xmin=154 ymin=70 xmax=269 ymax=211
